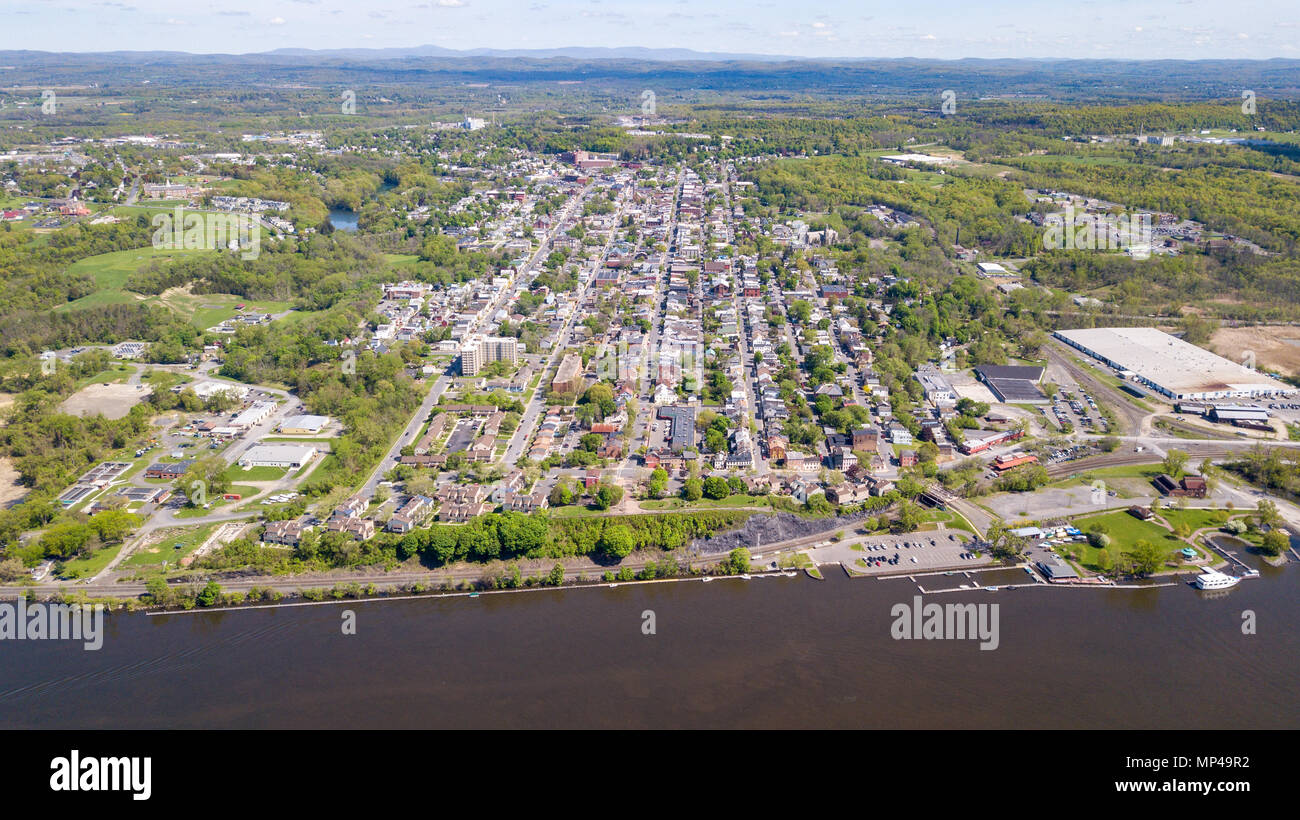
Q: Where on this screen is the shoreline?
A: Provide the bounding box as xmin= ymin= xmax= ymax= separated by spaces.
xmin=52 ymin=559 xmax=1262 ymax=617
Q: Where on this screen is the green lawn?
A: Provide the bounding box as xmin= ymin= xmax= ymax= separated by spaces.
xmin=54 ymin=247 xmax=292 ymax=327
xmin=75 ymin=364 xmax=136 ymax=388
xmin=1156 ymin=507 xmax=1237 ymax=534
xmin=640 ymin=494 xmax=772 ymax=510
xmin=1051 ymin=463 xmax=1164 ymax=489
xmin=121 ymin=523 xmax=217 ymax=570
xmin=56 ymin=246 xmax=214 ymax=311
xmin=172 ymin=485 xmax=258 ymax=518
xmin=57 ymin=542 xmax=126 ymax=579
xmin=222 ymin=464 xmax=289 ymax=482
xmin=1066 ymin=509 xmax=1214 ymax=571
xmin=1072 ymin=509 xmax=1178 ymax=548
xmin=383 ymin=253 xmax=421 ymax=268
xmin=918 ymin=509 xmax=976 ymax=533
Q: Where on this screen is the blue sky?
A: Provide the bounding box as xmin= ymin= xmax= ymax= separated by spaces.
xmin=3 ymin=0 xmax=1297 ymax=58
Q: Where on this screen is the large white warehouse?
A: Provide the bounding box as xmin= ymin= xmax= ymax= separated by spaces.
xmin=1054 ymin=327 xmax=1295 ymax=401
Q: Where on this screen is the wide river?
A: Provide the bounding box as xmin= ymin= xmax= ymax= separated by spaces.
xmin=1 ymin=554 xmax=1296 ymax=729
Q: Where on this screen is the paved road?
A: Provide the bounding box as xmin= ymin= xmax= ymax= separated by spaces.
xmin=361 ymin=371 xmax=450 ymax=497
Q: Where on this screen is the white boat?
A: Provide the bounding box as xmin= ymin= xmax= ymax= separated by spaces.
xmin=1194 ymin=569 xmax=1241 ymax=590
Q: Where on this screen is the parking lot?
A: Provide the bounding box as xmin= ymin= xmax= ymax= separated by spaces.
xmin=444 ymin=418 xmax=480 ymax=453
xmin=1047 ymin=388 xmax=1108 ymax=434
xmin=1266 ymin=401 xmax=1300 ymax=426
xmin=806 ymin=530 xmax=988 ymax=576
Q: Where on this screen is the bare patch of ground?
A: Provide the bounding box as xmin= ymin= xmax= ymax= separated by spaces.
xmin=1210 ymin=325 xmax=1300 ymax=377
xmin=0 ymin=458 xmax=29 ymax=508
xmin=947 ymin=370 xmax=999 ymax=403
xmin=59 ymin=383 xmax=149 ymax=419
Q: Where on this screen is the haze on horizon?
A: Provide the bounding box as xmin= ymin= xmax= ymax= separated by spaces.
xmin=2 ymin=0 xmax=1298 ymax=60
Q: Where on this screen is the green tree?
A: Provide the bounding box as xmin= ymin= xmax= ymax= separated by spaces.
xmin=702 ymin=476 xmax=730 ymax=500
xmin=1260 ymin=529 xmax=1289 ymax=557
xmin=1255 ymin=500 xmax=1282 ymax=530
xmin=724 ymin=547 xmax=751 ymax=574
xmin=548 ymin=480 xmax=572 ymax=507
xmin=599 ymin=524 xmax=635 ymax=559
xmin=682 ymin=478 xmax=703 ymax=502
xmin=1161 ymin=449 xmax=1189 ymax=479
xmin=595 ymin=483 xmax=624 ymax=511
xmin=646 ymin=467 xmax=668 ymax=499
xmin=1125 ymin=539 xmax=1166 ymax=577
xmin=547 ymin=563 xmax=567 ymax=586
xmin=197 ymin=580 xmax=222 ymax=607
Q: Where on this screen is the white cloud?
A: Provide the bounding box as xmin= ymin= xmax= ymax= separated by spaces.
xmin=269 ymin=16 xmax=286 ymax=25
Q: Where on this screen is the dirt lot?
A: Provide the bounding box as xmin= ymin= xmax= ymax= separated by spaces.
xmin=1210 ymin=325 xmax=1300 ymax=378
xmin=59 ymin=383 xmax=149 ymax=419
xmin=0 ymin=458 xmax=28 ymax=509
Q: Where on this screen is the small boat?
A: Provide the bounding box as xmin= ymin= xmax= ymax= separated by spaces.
xmin=1194 ymin=569 xmax=1241 ymax=590
xmin=702 ymin=577 xmax=713 ymax=583
xmin=986 ymin=586 xmax=999 ymax=592
xmin=469 ymin=592 xmax=480 ymax=598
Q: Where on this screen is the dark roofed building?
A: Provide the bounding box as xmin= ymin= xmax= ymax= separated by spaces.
xmin=974 ymin=364 xmax=1048 ymax=404
xmin=145 ymin=460 xmax=193 ymax=480
xmin=656 ymin=404 xmax=697 ymax=453
xmin=1153 ymin=474 xmax=1207 ymax=498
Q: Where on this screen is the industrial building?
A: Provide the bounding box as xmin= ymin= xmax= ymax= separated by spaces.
xmin=1054 ymin=327 xmax=1294 ymax=402
xmin=279 ymin=414 xmax=329 ymax=435
xmin=973 ymin=364 xmax=1047 ymax=404
xmin=230 ymin=400 xmax=277 ymax=429
xmin=656 ymin=404 xmax=697 ymax=453
xmin=237 ymin=444 xmax=318 ymax=469
xmin=915 ymin=366 xmax=957 ymax=406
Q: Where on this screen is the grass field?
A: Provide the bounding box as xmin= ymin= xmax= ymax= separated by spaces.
xmin=383 ymin=253 xmax=421 ymax=267
xmin=1072 ymin=509 xmax=1179 ymax=548
xmin=1156 ymin=507 xmax=1238 ymax=534
xmin=75 ymin=364 xmax=136 ymax=388
xmin=54 ymin=247 xmax=292 ymax=327
xmin=57 ymin=542 xmax=126 ymax=579
xmin=121 ymin=523 xmax=218 ymax=570
xmin=173 ymin=484 xmax=260 ymax=518
xmin=223 ymin=464 xmax=289 ymax=482
xmin=1065 ymin=508 xmax=1214 ymax=571
xmin=56 ymin=246 xmax=213 ymax=311
xmin=639 ymin=494 xmax=770 ymax=510
xmin=918 ymin=509 xmax=976 ymax=533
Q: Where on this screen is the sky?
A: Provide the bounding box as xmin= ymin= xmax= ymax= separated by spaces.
xmin=2 ymin=0 xmax=1298 ymax=59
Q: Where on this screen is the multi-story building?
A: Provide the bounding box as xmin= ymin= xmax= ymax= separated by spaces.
xmin=460 ymin=335 xmax=520 ymax=376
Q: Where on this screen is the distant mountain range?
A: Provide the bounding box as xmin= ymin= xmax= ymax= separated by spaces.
xmin=263 ymin=45 xmax=801 ymax=62
xmin=1 ymin=48 xmax=1297 ymax=100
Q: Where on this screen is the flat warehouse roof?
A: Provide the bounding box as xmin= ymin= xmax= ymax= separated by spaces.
xmin=1055 ymin=327 xmax=1289 ymax=399
xmin=985 ymin=378 xmax=1047 ymax=403
xmin=240 ymin=444 xmax=317 ymax=464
